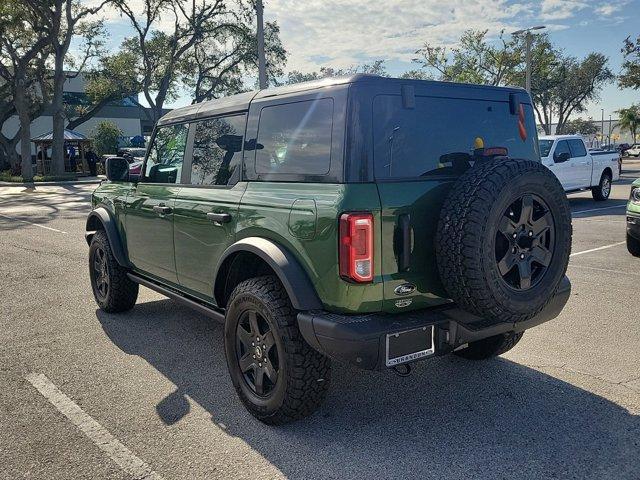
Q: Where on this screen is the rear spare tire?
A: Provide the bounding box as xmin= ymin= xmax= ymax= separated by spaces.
xmin=436 ymin=158 xmax=572 ymax=323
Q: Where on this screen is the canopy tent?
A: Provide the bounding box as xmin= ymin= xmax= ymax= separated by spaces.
xmin=32 ymin=129 xmax=92 ymax=174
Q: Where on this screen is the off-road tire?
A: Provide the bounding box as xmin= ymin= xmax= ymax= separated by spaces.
xmin=224 ymin=275 xmax=330 ymax=425
xmin=627 ymin=233 xmax=640 ymax=257
xmin=454 ymin=331 xmax=524 ymax=360
xmin=89 ymin=229 xmax=138 ymax=312
xmin=436 ymin=158 xmax=572 ymax=323
xmin=592 ymin=171 xmax=612 ymax=201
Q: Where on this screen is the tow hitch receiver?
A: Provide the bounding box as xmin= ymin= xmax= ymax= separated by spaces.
xmin=385 ymin=325 xmax=435 ymax=367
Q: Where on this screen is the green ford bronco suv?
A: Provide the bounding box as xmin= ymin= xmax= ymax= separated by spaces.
xmin=86 ymin=75 xmax=572 ymax=424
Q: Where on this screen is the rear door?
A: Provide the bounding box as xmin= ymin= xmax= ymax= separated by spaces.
xmin=173 ymin=114 xmax=247 ymax=300
xmin=125 ymin=123 xmax=190 ymax=284
xmin=371 ymin=92 xmax=539 ymax=313
xmin=568 ymin=138 xmax=591 ymax=187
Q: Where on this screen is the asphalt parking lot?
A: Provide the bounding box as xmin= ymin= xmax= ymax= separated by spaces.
xmin=1 ymin=162 xmax=639 ymax=480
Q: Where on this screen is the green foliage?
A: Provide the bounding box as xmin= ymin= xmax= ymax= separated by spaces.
xmin=91 ymin=121 xmax=123 ymax=156
xmin=286 ymin=60 xmax=388 ymax=85
xmin=559 ymin=118 xmax=599 ymax=136
xmin=620 ymin=35 xmax=640 ymax=90
xmin=616 ymin=105 xmax=640 ymax=142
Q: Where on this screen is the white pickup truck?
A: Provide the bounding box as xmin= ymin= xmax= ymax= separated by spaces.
xmin=539 ymin=135 xmax=620 ymax=201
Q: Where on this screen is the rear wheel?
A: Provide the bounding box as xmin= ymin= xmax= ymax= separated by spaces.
xmin=592 ymin=171 xmax=612 ymax=201
xmin=89 ymin=230 xmax=138 ymax=312
xmin=455 ymin=332 xmax=524 ymax=360
xmin=224 ymin=275 xmax=330 ymax=424
xmin=627 ymin=233 xmax=640 ymax=257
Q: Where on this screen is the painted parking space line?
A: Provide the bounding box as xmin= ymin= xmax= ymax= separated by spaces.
xmin=572 ymin=204 xmax=626 ymax=215
xmin=25 ymin=373 xmax=163 ymax=480
xmin=0 ymin=213 xmax=67 ymax=234
xmin=569 ymin=241 xmax=626 ymax=257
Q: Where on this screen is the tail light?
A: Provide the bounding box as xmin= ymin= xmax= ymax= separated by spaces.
xmin=339 ymin=212 xmax=374 ymax=283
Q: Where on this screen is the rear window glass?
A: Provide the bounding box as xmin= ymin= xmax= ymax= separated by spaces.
xmin=539 ymin=140 xmax=553 ymax=157
xmin=568 ymin=139 xmax=587 ymax=157
xmin=373 ymin=95 xmax=538 ymax=180
xmin=255 ymin=98 xmax=333 ymax=176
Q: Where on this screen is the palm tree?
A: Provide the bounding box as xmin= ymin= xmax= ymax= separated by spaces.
xmin=617 ymin=105 xmax=640 ymax=143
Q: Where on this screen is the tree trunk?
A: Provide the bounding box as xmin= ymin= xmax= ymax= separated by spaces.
xmin=50 ymin=52 xmax=66 ymax=175
xmin=14 ymin=73 xmax=34 ymax=181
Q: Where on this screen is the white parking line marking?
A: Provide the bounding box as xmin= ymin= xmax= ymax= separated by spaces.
xmin=25 ymin=373 xmax=163 ymax=480
xmin=0 ymin=213 xmax=67 ymax=233
xmin=572 ymin=204 xmax=626 ymax=215
xmin=569 ymin=241 xmax=626 ymax=257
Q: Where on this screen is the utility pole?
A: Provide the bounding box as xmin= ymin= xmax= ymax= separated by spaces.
xmin=511 ymin=26 xmax=546 ymax=94
xmin=609 ymin=115 xmax=613 ymax=146
xmin=256 ymin=0 xmax=268 ymax=90
xmin=601 ymin=108 xmax=605 ymax=147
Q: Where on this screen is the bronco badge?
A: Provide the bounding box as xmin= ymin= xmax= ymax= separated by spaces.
xmin=394 ymin=283 xmax=416 ymax=296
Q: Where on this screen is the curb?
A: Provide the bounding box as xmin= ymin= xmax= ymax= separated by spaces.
xmin=0 ymin=178 xmax=104 ymax=187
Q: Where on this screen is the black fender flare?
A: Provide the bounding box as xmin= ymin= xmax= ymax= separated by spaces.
xmin=85 ymin=207 xmax=130 ymax=267
xmin=214 ymin=237 xmax=322 ymax=311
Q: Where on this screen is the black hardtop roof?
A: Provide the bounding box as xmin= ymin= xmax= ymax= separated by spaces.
xmin=157 ymin=74 xmax=527 ymax=126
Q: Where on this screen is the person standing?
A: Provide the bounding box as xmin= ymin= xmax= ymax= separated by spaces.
xmin=86 ymin=148 xmax=98 ymax=176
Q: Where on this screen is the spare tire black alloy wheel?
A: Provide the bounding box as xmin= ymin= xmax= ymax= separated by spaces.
xmin=92 ymin=245 xmax=109 ymax=301
xmin=235 ymin=309 xmax=279 ymax=397
xmin=496 ymin=194 xmax=554 ymax=291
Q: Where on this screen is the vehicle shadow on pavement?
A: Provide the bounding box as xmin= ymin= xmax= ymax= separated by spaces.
xmin=96 ymin=300 xmax=639 ymax=480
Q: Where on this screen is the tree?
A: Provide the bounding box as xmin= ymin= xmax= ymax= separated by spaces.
xmin=112 ymin=0 xmax=255 ymax=123
xmin=407 ymin=30 xmax=520 ymax=86
xmin=183 ymin=18 xmax=286 ymax=102
xmin=0 ymin=0 xmax=52 ymax=180
xmin=559 ymin=117 xmax=598 ymax=136
xmin=91 ymin=120 xmax=122 ymax=156
xmin=616 ymin=105 xmax=640 ymax=143
xmin=286 ymin=60 xmax=388 ymax=84
xmin=65 ymin=51 xmax=143 ymax=130
xmin=25 ymin=0 xmax=108 ymax=175
xmin=620 ymin=35 xmax=640 ymax=90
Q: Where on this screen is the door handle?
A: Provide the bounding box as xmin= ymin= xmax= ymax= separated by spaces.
xmin=153 ymin=205 xmax=172 ymax=215
xmin=207 ymin=212 xmax=232 ymax=224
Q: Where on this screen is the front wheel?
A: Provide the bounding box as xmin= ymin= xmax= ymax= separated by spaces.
xmin=224 ymin=275 xmax=330 ymax=424
xmin=627 ymin=233 xmax=640 ymax=257
xmin=454 ymin=332 xmax=524 ymax=360
xmin=89 ymin=230 xmax=138 ymax=312
xmin=592 ymin=172 xmax=612 ymax=201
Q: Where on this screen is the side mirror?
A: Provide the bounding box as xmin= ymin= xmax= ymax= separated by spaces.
xmin=554 ymin=151 xmax=570 ymax=163
xmin=105 ymin=156 xmax=130 ymax=181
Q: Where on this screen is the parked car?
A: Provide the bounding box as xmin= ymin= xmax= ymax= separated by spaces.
xmin=627 ymin=179 xmax=640 ymax=257
xmin=539 ymin=135 xmax=620 ymax=200
xmin=118 ymin=147 xmax=147 ymax=162
xmin=86 ymin=75 xmax=572 ymax=424
xmin=626 ymin=143 xmax=640 ymax=157
xmin=128 ymin=160 xmax=143 ymax=176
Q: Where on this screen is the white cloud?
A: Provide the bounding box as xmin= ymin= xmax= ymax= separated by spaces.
xmin=261 ymin=0 xmax=540 ymax=72
xmin=595 ymin=1 xmax=628 ymax=16
xmin=540 ymin=0 xmax=588 ymax=20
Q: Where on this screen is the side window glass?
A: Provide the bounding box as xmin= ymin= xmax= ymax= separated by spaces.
xmin=144 ymin=124 xmax=189 ymax=184
xmin=553 ymin=140 xmax=571 ymax=163
xmin=191 ymin=115 xmax=246 ymax=186
xmin=255 ymin=98 xmax=333 ymax=176
xmin=568 ymin=139 xmax=587 ymax=157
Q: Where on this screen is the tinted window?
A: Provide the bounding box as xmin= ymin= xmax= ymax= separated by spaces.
xmin=255 ymin=99 xmax=333 ymax=176
xmin=568 ymin=139 xmax=587 ymax=157
xmin=144 ymin=124 xmax=189 ymax=184
xmin=554 ymin=140 xmax=571 ymax=162
xmin=373 ymin=95 xmax=538 ymax=179
xmin=539 ymin=140 xmax=554 ymax=157
xmin=191 ymin=115 xmax=246 ymax=186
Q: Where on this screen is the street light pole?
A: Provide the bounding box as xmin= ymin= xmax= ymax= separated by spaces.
xmin=256 ymin=0 xmax=267 ymax=90
xmin=601 ymin=109 xmax=604 ymax=146
xmin=511 ymin=25 xmax=546 ymax=94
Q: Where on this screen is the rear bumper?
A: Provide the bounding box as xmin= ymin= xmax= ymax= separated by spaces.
xmin=297 ymin=276 xmax=571 ymax=370
xmin=627 ymin=213 xmax=640 ymax=240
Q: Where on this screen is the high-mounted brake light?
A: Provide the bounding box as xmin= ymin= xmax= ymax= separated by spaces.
xmin=339 ymin=213 xmax=374 ymax=283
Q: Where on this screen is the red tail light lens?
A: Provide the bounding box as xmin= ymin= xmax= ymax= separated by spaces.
xmin=339 ymin=212 xmax=374 ymax=283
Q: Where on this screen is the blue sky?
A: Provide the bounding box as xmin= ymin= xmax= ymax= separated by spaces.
xmin=95 ymin=0 xmax=639 ymax=120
